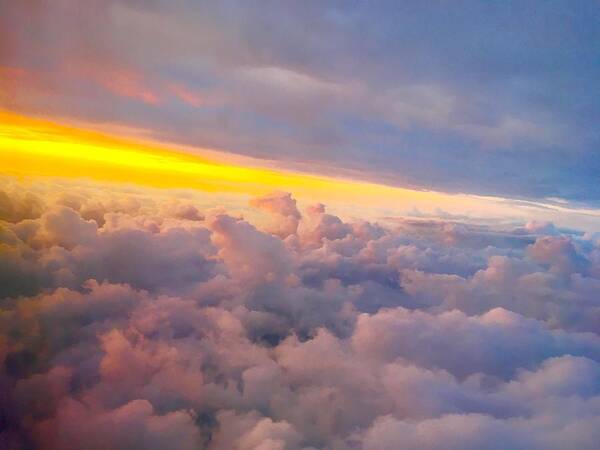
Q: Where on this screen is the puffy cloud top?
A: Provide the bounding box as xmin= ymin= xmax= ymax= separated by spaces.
xmin=1 ymin=179 xmax=600 ymax=449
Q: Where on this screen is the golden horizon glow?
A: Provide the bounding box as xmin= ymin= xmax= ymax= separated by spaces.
xmin=0 ymin=109 xmax=582 ymax=223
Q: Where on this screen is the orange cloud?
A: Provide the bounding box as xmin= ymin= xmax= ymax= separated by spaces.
xmin=0 ymin=65 xmax=27 ymax=82
xmin=0 ymin=66 xmax=60 ymax=109
xmin=167 ymin=83 xmax=203 ymax=107
xmin=103 ymin=71 xmax=161 ymax=105
xmin=65 ymin=61 xmax=161 ymax=105
xmin=62 ymin=61 xmax=203 ymax=107
xmin=0 ymin=66 xmax=30 ymax=105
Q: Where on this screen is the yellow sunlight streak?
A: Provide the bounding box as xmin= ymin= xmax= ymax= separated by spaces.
xmin=0 ymin=110 xmax=511 ymax=215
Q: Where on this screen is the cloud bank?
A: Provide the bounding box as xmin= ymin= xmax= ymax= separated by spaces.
xmin=1 ymin=178 xmax=600 ymax=449
xmin=2 ymin=1 xmax=600 ymax=202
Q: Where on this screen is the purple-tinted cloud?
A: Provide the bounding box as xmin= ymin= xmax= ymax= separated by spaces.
xmin=2 ymin=1 xmax=600 ymax=203
xmin=1 ymin=179 xmax=600 ymax=449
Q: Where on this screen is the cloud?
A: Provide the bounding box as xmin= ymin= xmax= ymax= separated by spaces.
xmin=1 ymin=179 xmax=600 ymax=448
xmin=0 ymin=186 xmax=43 ymax=223
xmin=351 ymin=307 xmax=600 ymax=379
xmin=250 ymin=191 xmax=301 ymax=238
xmin=210 ymin=410 xmax=303 ymax=450
xmin=3 ymin=1 xmax=600 ymax=202
xmin=528 ymin=235 xmax=590 ymax=276
xmin=37 ymin=398 xmax=202 ymax=450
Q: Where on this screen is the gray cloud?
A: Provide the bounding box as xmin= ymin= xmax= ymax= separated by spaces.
xmin=2 ymin=1 xmax=600 ymax=203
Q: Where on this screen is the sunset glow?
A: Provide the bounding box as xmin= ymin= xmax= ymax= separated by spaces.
xmin=2 ymin=3 xmax=600 ymax=450
xmin=0 ymin=110 xmax=527 ymax=219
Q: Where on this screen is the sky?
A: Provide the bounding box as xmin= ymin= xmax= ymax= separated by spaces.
xmin=2 ymin=2 xmax=600 ymax=450
xmin=2 ymin=0 xmax=600 ymax=205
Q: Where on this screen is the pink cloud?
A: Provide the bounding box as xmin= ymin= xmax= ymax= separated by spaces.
xmin=167 ymin=83 xmax=203 ymax=107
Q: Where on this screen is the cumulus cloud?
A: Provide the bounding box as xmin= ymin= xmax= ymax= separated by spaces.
xmin=1 ymin=179 xmax=600 ymax=449
xmin=0 ymin=187 xmax=43 ymax=223
xmin=250 ymin=191 xmax=301 ymax=238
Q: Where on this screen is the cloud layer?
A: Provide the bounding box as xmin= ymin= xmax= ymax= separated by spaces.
xmin=2 ymin=1 xmax=600 ymax=202
xmin=1 ymin=178 xmax=600 ymax=449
